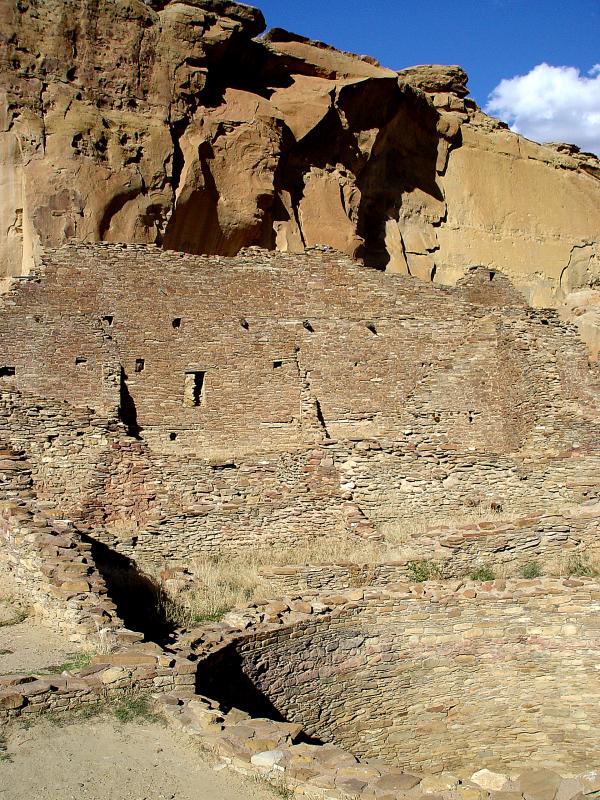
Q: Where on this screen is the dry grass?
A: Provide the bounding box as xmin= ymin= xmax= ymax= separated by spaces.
xmin=161 ymin=533 xmax=391 ymax=625
xmin=379 ymin=506 xmax=508 ymax=545
xmin=544 ymin=551 xmax=600 ymax=578
xmin=140 ymin=504 xmax=600 ymax=627
xmin=155 ymin=508 xmax=546 ymax=625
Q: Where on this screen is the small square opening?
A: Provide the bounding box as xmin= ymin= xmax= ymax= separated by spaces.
xmin=135 ymin=358 xmax=145 ymax=373
xmin=75 ymin=356 xmax=87 ymax=365
xmin=184 ymin=371 xmax=206 ymax=407
xmin=172 ymin=318 xmax=182 ymax=329
xmin=273 ymin=360 xmax=283 ymax=369
xmin=0 ymin=366 xmax=16 ymax=377
xmin=102 ymin=315 xmax=114 ymax=327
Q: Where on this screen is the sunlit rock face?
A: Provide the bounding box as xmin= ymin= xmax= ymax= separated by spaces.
xmin=1 ymin=0 xmax=599 ymax=311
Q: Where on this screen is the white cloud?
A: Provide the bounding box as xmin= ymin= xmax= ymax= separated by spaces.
xmin=486 ymin=63 xmax=600 ymax=157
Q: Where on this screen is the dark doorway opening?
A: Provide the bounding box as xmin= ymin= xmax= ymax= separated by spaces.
xmin=86 ymin=537 xmax=176 ymax=645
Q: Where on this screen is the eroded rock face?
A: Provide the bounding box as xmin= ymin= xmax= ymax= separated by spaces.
xmin=1 ymin=0 xmax=599 ymax=309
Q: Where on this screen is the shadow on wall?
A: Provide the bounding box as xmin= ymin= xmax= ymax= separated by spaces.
xmin=120 ymin=368 xmax=141 ymax=438
xmin=161 ymin=76 xmax=446 ymax=268
xmin=85 ymin=537 xmax=175 ymax=644
xmin=195 ymin=642 xmax=321 ymax=745
xmin=196 ymin=643 xmax=287 ymax=718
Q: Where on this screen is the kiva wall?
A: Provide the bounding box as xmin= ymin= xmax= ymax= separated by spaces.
xmin=198 ymin=586 xmax=600 ymax=775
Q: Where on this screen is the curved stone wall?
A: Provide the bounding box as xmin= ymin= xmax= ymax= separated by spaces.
xmin=197 ymin=583 xmax=600 ymax=775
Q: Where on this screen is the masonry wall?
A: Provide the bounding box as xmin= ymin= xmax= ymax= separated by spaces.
xmin=1 ymin=245 xmax=600 ymax=567
xmin=260 ymin=506 xmax=600 ymax=590
xmin=211 ymin=587 xmax=600 ymax=775
xmin=1 ymin=244 xmax=596 ymax=458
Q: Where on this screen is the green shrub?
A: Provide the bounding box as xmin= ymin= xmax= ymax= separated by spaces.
xmin=469 ymin=565 xmax=495 ymax=582
xmin=44 ymin=651 xmax=94 ymax=674
xmin=567 ymin=554 xmax=596 ymax=578
xmin=112 ymin=694 xmax=162 ymax=724
xmin=406 ymin=561 xmax=433 ymax=583
xmin=520 ymin=560 xmax=542 ymax=579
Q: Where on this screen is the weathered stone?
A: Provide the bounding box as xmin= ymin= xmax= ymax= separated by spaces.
xmin=420 ymin=774 xmax=461 ymax=793
xmin=0 ymin=690 xmax=25 ymax=710
xmin=516 ymin=770 xmax=563 ymax=800
xmin=1 ymin=0 xmax=599 ymax=314
xmin=472 ymin=770 xmax=511 ymax=792
xmin=250 ymin=750 xmax=285 ymax=769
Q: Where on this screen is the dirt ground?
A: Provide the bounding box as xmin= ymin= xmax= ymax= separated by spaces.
xmin=0 ymin=588 xmax=86 ymax=675
xmin=0 ymin=614 xmax=87 ymax=675
xmin=0 ymin=717 xmax=274 ymax=800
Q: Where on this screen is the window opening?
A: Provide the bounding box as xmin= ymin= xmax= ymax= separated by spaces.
xmin=0 ymin=366 xmax=16 ymax=377
xmin=135 ymin=358 xmax=145 ymax=373
xmin=172 ymin=318 xmax=182 ymax=329
xmin=184 ymin=371 xmax=206 ymax=407
xmin=75 ymin=356 xmax=87 ymax=365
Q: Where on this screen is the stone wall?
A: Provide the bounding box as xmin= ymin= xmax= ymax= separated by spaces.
xmin=192 ymin=580 xmax=600 ymax=776
xmin=1 ymin=244 xmax=593 ymax=457
xmin=0 ymin=444 xmax=135 ymax=646
xmin=260 ymin=508 xmax=600 ymax=592
xmin=0 ymin=644 xmax=196 ymax=720
xmin=1 ymin=245 xmax=600 ymax=568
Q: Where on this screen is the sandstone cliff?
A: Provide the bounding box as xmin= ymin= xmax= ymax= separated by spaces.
xmin=1 ymin=0 xmax=599 ymax=310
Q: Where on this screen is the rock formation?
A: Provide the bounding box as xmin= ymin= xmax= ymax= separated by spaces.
xmin=1 ymin=0 xmax=599 ymax=312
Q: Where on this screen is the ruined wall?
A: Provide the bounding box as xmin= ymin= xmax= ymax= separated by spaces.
xmin=0 ymin=444 xmax=130 ymax=645
xmin=208 ymin=585 xmax=600 ymax=775
xmin=1 ymin=245 xmax=600 ymax=566
xmin=260 ymin=508 xmax=600 ymax=591
xmin=1 ymin=244 xmax=595 ymax=456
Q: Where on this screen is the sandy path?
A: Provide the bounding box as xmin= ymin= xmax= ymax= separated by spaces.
xmin=0 ymin=718 xmax=274 ymax=800
xmin=0 ymin=615 xmax=85 ymax=674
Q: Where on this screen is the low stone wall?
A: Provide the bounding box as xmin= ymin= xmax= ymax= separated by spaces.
xmin=260 ymin=509 xmax=600 ymax=592
xmin=0 ymin=643 xmax=196 ymax=720
xmin=0 ymin=444 xmax=135 ymax=646
xmin=184 ymin=579 xmax=600 ymax=776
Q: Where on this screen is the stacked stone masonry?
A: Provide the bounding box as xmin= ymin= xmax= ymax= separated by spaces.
xmin=1 ymin=245 xmax=600 ymax=568
xmin=183 ymin=581 xmax=600 ymax=777
xmin=0 ymin=444 xmax=132 ymax=644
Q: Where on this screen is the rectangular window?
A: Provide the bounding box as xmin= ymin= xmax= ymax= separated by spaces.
xmin=0 ymin=366 xmax=15 ymax=377
xmin=184 ymin=371 xmax=206 ymax=407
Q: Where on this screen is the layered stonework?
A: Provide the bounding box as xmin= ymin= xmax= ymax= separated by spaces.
xmin=189 ymin=581 xmax=600 ymax=776
xmin=0 ymin=444 xmax=132 ymax=646
xmin=0 ymin=245 xmax=599 ymax=570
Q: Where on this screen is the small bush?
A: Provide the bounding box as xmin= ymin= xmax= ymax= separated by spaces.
xmin=469 ymin=565 xmax=495 ymax=582
xmin=567 ymin=554 xmax=596 ymax=578
xmin=405 ymin=560 xmax=443 ymax=582
xmin=520 ymin=561 xmax=542 ymax=579
xmin=112 ymin=694 xmax=162 ymax=725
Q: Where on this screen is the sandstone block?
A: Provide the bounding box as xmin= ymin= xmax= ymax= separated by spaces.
xmin=250 ymin=750 xmax=285 ymax=769
xmin=472 ymin=770 xmax=511 ymax=792
xmin=516 ymin=770 xmax=563 ymax=800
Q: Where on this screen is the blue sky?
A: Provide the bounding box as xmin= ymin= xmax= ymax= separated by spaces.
xmin=256 ymin=1 xmax=600 ymax=153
